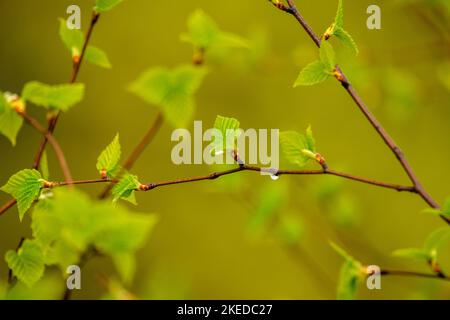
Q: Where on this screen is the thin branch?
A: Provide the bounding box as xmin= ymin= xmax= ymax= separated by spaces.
xmin=39 ymin=165 xmax=415 ymax=195
xmin=18 ymin=111 xmax=73 ymax=184
xmin=99 ymin=112 xmax=164 ymax=199
xmin=273 ymin=0 xmax=449 ymax=224
xmin=380 ymin=269 xmax=450 ymax=282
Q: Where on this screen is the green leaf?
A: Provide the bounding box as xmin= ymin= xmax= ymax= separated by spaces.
xmin=95 ymin=0 xmax=124 ymax=12
xmin=212 ymin=115 xmax=241 ymax=154
xmin=0 ymin=93 xmax=23 ymax=146
xmin=276 ymin=214 xmax=304 ymax=245
xmin=85 ymin=46 xmax=112 ymax=68
xmin=334 ymin=28 xmax=359 ymax=55
xmin=112 ymin=173 xmax=141 ymax=204
xmin=424 ymin=227 xmax=450 ymax=257
xmin=423 ymin=198 xmax=450 ymax=219
xmin=280 ymin=128 xmax=318 ymax=167
xmin=5 ymin=240 xmax=45 ymax=287
xmin=334 ymin=0 xmax=344 ymax=29
xmin=392 ymin=248 xmax=431 ymax=261
xmin=293 ymin=61 xmax=329 ymax=87
xmin=319 ymin=41 xmax=336 ymax=70
xmin=1 ymin=169 xmax=43 ymax=221
xmin=40 ymin=151 xmax=50 ymax=180
xmin=337 ymin=259 xmax=361 ymax=300
xmin=129 ymin=65 xmax=208 ymax=128
xmin=59 ymin=18 xmax=83 ymax=57
xmin=181 ymin=10 xmax=248 ymax=50
xmin=22 ymin=82 xmax=85 ymax=112
xmin=96 ymin=133 xmax=121 ymax=178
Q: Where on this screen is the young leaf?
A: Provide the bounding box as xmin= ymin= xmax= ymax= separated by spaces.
xmin=95 ymin=0 xmax=124 ymax=13
xmin=337 ymin=259 xmax=362 ymax=300
xmin=59 ymin=18 xmax=83 ymax=58
xmin=22 ymin=82 xmax=85 ymax=112
xmin=424 ymin=227 xmax=450 ymax=257
xmin=392 ymin=248 xmax=431 ymax=261
xmin=319 ymin=41 xmax=336 ymax=70
xmin=0 ymin=93 xmax=23 ymax=146
xmin=293 ymin=61 xmax=329 ymax=87
xmin=330 ymin=242 xmax=363 ymax=300
xmin=129 ymin=65 xmax=208 ymax=128
xmin=324 ymin=0 xmax=358 ymax=54
xmin=334 ymin=28 xmax=359 ymax=55
xmin=280 ymin=128 xmax=318 ymax=167
xmin=112 ymin=173 xmax=141 ymax=204
xmin=5 ymin=240 xmax=45 ymax=287
xmin=1 ymin=169 xmax=44 ymax=221
xmin=212 ymin=115 xmax=241 ymax=154
xmin=96 ymin=134 xmax=121 ymax=178
xmin=181 ymin=10 xmax=248 ymax=50
xmin=40 ymin=151 xmax=50 ymax=180
xmin=423 ymin=198 xmax=450 ymax=219
xmin=85 ymin=46 xmax=112 ymax=69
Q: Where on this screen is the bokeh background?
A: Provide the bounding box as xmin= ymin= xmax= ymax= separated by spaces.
xmin=0 ymin=0 xmax=449 ymax=299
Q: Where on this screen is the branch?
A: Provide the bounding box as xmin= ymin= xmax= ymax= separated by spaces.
xmin=272 ymin=0 xmax=449 ymax=224
xmin=380 ymin=269 xmax=450 ymax=282
xmin=18 ymin=111 xmax=73 ymax=184
xmin=39 ymin=165 xmax=415 ymax=195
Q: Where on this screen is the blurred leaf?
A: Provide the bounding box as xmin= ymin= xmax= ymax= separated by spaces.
xmin=330 ymin=242 xmax=363 ymax=300
xmin=424 ymin=227 xmax=450 ymax=258
xmin=2 ymin=274 xmax=63 ymax=300
xmin=96 ymin=133 xmax=121 ymax=178
xmin=181 ymin=10 xmax=248 ymax=50
xmin=1 ymin=169 xmax=43 ymax=221
xmin=129 ymin=65 xmax=208 ymax=128
xmin=293 ymin=61 xmax=329 ymax=86
xmin=95 ymin=0 xmax=124 ymax=12
xmin=423 ymin=198 xmax=450 ymax=219
xmin=85 ymin=46 xmax=112 ymax=68
xmin=392 ymin=248 xmax=431 ymax=261
xmin=0 ymin=93 xmax=23 ymax=146
xmin=112 ymin=173 xmax=141 ymax=204
xmin=22 ymin=82 xmax=85 ymax=112
xmin=212 ymin=115 xmax=241 ymax=154
xmin=5 ymin=240 xmax=45 ymax=287
xmin=276 ymin=214 xmax=304 ymax=245
xmin=59 ymin=18 xmax=83 ymax=57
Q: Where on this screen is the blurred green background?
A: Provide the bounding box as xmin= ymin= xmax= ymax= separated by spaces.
xmin=0 ymin=0 xmax=449 ymax=299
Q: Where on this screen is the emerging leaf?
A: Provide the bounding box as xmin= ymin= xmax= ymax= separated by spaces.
xmin=95 ymin=0 xmax=124 ymax=13
xmin=1 ymin=169 xmax=44 ymax=221
xmin=212 ymin=115 xmax=241 ymax=154
xmin=0 ymin=92 xmax=23 ymax=146
xmin=423 ymin=198 xmax=450 ymax=219
xmin=59 ymin=18 xmax=83 ymax=58
xmin=85 ymin=46 xmax=112 ymax=69
xmin=181 ymin=10 xmax=248 ymax=50
xmin=22 ymin=82 xmax=85 ymax=112
xmin=40 ymin=151 xmax=50 ymax=180
xmin=280 ymin=127 xmax=319 ymax=167
xmin=112 ymin=173 xmax=141 ymax=204
xmin=293 ymin=61 xmax=329 ymax=87
xmin=129 ymin=65 xmax=208 ymax=128
xmin=324 ymin=0 xmax=358 ymax=54
xmin=334 ymin=28 xmax=359 ymax=55
xmin=5 ymin=240 xmax=45 ymax=287
xmin=96 ymin=133 xmax=121 ymax=178
xmin=424 ymin=227 xmax=450 ymax=259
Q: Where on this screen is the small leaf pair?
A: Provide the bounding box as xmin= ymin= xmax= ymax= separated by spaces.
xmin=280 ymin=126 xmax=325 ymax=168
xmin=129 ymin=65 xmax=208 ymax=128
xmin=294 ymin=42 xmax=336 ymax=87
xmin=59 ymin=18 xmax=111 ymax=68
xmin=323 ymin=0 xmax=358 ymax=55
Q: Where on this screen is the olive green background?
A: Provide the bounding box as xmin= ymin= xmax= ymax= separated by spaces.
xmin=0 ymin=0 xmax=449 ymax=299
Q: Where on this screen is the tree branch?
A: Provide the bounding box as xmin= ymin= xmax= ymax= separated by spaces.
xmin=18 ymin=111 xmax=73 ymax=184
xmin=272 ymin=0 xmax=449 ymax=224
xmin=380 ymin=269 xmax=450 ymax=282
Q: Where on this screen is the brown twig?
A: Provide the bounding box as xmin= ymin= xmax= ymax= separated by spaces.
xmin=380 ymin=269 xmax=450 ymax=282
xmin=272 ymin=0 xmax=449 ymax=224
xmin=19 ymin=111 xmax=73 ymax=184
